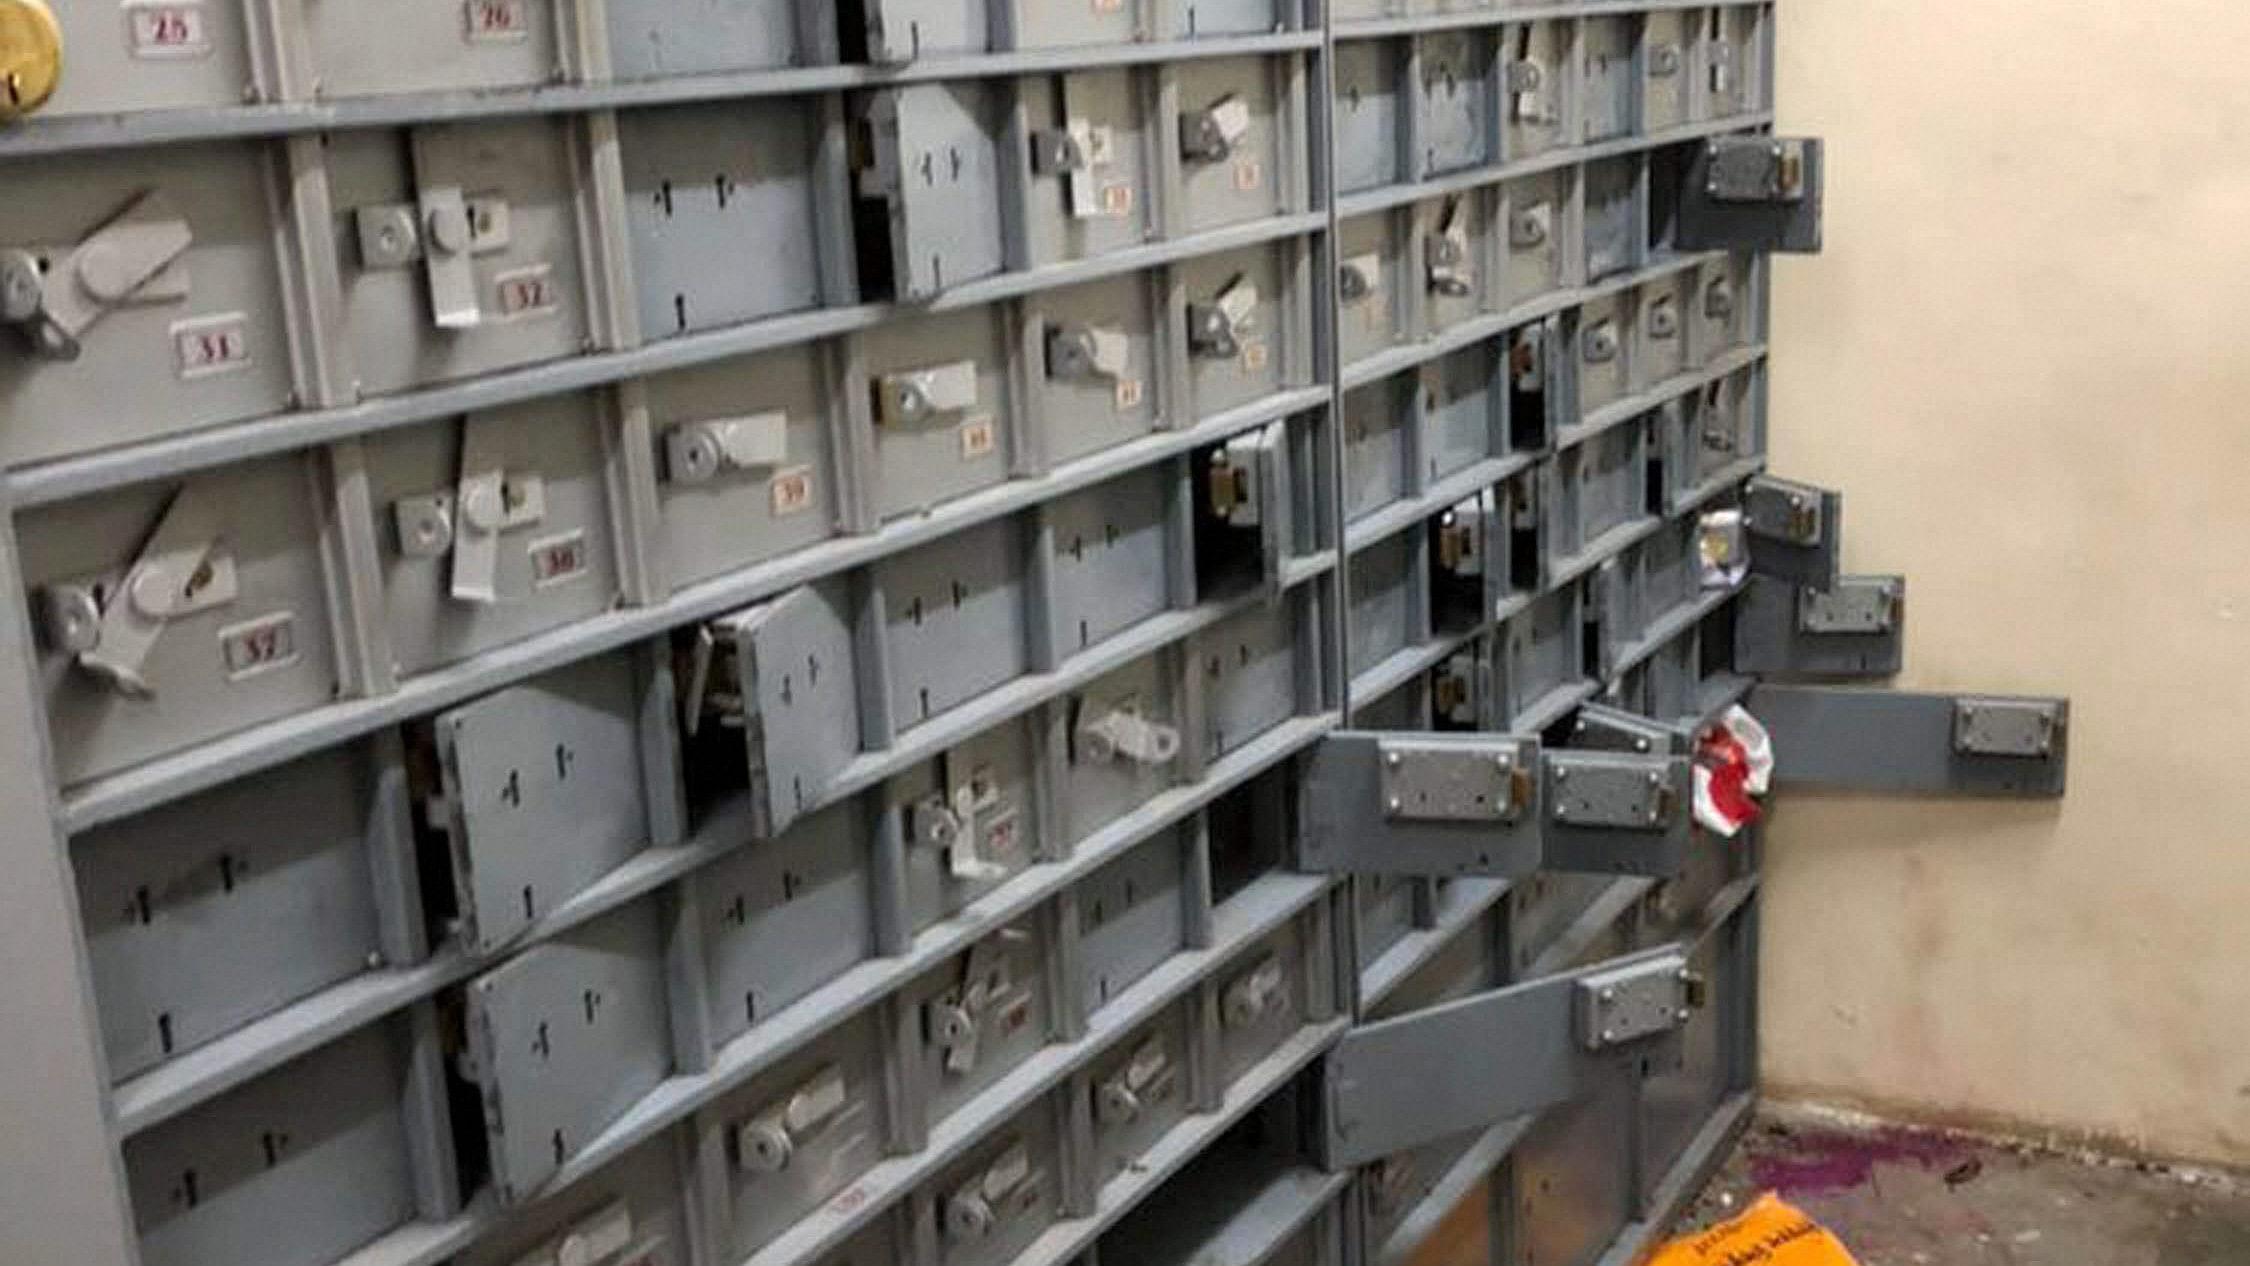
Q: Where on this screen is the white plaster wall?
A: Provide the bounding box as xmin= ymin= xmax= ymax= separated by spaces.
xmin=1761 ymin=0 xmax=2250 ymax=1165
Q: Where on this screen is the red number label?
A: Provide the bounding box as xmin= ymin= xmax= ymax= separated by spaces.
xmin=465 ymin=0 xmax=530 ymax=41
xmin=173 ymin=316 xmax=251 ymax=379
xmin=221 ymin=614 xmax=298 ymax=680
xmin=129 ymin=4 xmax=209 ymax=57
xmin=530 ymin=531 xmax=588 ymax=588
xmin=495 ymin=266 xmax=557 ymax=319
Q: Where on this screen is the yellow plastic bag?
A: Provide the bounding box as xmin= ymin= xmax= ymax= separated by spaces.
xmin=1645 ymin=1193 xmax=1860 ymax=1266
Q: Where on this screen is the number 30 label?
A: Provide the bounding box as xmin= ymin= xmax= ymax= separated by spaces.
xmin=126 ymin=2 xmax=211 ymax=59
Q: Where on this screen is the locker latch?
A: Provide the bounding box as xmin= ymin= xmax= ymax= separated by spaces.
xmin=1704 ymin=275 xmax=1737 ymax=321
xmin=664 ymin=412 xmax=788 ymax=484
xmin=1644 ymin=293 xmax=1680 ymax=342
xmin=1095 ymin=1037 xmax=1177 ymax=1128
xmin=1797 ymin=577 xmax=1901 ymax=636
xmin=1 ymin=190 xmax=193 ymax=361
xmin=1379 ymin=739 xmax=1532 ymax=823
xmin=1434 ymin=505 xmax=1481 ymax=576
xmin=735 ymin=1063 xmax=849 ymax=1175
xmin=1187 ymin=273 xmax=1259 ymax=360
xmin=1704 ymin=138 xmax=1811 ymax=205
xmin=1743 ymin=476 xmax=1825 ymax=546
xmin=874 ymin=359 xmax=980 ymax=426
xmin=1649 ymin=42 xmax=1683 ymax=78
xmin=944 ymin=1139 xmax=1038 ymax=1243
xmin=1506 ymin=53 xmax=1554 ymax=123
xmin=1179 ymin=94 xmax=1253 ymax=162
xmin=1030 ymin=114 xmax=1121 ymax=221
xmin=930 ymin=929 xmax=1035 ymax=1076
xmin=1581 ymin=318 xmax=1620 ymax=364
xmin=392 ymin=418 xmax=549 ymax=605
xmin=1507 ymin=199 xmax=1551 ymax=250
xmin=1433 ymin=655 xmax=1479 ymax=726
xmin=512 ymin=1201 xmax=653 ymax=1266
xmin=1425 ymin=199 xmax=1474 ymax=298
xmin=1574 ymin=952 xmax=1698 ymax=1049
xmin=1206 ymin=426 xmax=1278 ymax=527
xmin=911 ymin=764 xmax=1013 ymax=883
xmin=1220 ymin=954 xmax=1286 ymax=1028
xmin=1045 ymin=324 xmax=1130 ymax=382
xmin=355 ymin=190 xmax=515 ymax=329
xmin=42 ymin=483 xmax=237 ymax=698
xmin=1076 ymin=698 xmax=1181 ymax=767
xmin=1546 ymin=753 xmax=1675 ymax=829
xmin=1338 ymin=252 xmax=1380 ymax=304
xmin=1952 ymin=698 xmax=2065 ymax=759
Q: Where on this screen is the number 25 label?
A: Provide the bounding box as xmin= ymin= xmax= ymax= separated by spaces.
xmin=126 ymin=2 xmax=211 ymax=59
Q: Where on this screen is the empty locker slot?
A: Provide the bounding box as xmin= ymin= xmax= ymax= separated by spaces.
xmin=700 ymin=799 xmax=877 ymax=1048
xmin=1078 ymin=828 xmax=1191 ymax=1012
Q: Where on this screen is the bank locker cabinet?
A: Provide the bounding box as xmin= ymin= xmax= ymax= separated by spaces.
xmin=0 ymin=8 xmax=2070 ymax=1266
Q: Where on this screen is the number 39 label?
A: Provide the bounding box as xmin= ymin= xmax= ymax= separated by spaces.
xmin=219 ymin=612 xmax=299 ymax=681
xmin=171 ymin=314 xmax=252 ymax=381
xmin=126 ymin=2 xmax=211 ymax=59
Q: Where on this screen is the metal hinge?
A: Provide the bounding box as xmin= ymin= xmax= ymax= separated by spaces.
xmin=1676 ymin=136 xmax=1826 ymax=254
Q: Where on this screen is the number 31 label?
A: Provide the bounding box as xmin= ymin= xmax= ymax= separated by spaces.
xmin=126 ymin=2 xmax=211 ymax=59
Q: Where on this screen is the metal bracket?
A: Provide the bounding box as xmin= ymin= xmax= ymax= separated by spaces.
xmin=1734 ymin=575 xmax=1905 ymax=678
xmin=1568 ymin=704 xmax=1688 ymax=756
xmin=1319 ymin=945 xmax=1693 ymax=1167
xmin=3 ymin=190 xmax=194 ymax=360
xmin=1743 ymin=475 xmax=1842 ymax=591
xmin=1676 ymin=136 xmax=1826 ymax=254
xmin=1576 ymin=954 xmax=1695 ymax=1050
xmin=1750 ymin=685 xmax=2071 ymax=797
xmin=1204 ymin=422 xmax=1291 ymax=597
xmin=1542 ymin=749 xmax=1693 ymax=877
xmin=52 ymin=482 xmax=238 ymax=699
xmin=1297 ymin=731 xmax=1543 ymax=879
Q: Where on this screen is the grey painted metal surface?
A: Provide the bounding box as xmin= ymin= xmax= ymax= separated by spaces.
xmin=1750 ymin=686 xmax=2073 ymax=797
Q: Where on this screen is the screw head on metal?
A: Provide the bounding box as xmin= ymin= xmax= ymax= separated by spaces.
xmin=1387 ymin=751 xmax=1403 ymax=768
xmin=1647 ymin=771 xmax=1662 ymax=787
xmin=1675 ymin=1008 xmax=1692 ymax=1022
xmin=1600 ymin=987 xmax=1617 ymax=1003
xmin=1386 ymin=797 xmax=1403 ymax=814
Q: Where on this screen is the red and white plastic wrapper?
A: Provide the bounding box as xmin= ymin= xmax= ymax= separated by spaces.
xmin=1693 ymin=706 xmax=1774 ymax=838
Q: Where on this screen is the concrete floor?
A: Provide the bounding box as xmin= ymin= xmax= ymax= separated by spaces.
xmin=1674 ymin=1116 xmax=2250 ymax=1266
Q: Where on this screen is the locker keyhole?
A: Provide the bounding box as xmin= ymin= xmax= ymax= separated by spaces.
xmin=1068 ymin=535 xmax=1084 ymax=562
xmin=806 ymin=653 xmax=821 ymax=687
xmin=218 ymin=853 xmax=239 ymax=893
xmin=780 ymin=672 xmax=795 ymax=705
xmin=157 ymin=1012 xmax=175 ymax=1055
xmin=552 ymin=1129 xmax=567 ymax=1166
xmin=501 ymin=769 xmax=523 ymax=808
xmin=782 ymin=870 xmax=803 ymax=902
xmin=724 ymin=895 xmax=747 ymax=927
xmin=582 ymin=989 xmax=603 ymax=1024
xmin=533 ymin=1021 xmax=551 ymax=1059
xmin=260 ymin=1131 xmax=290 ymax=1168
xmin=132 ymin=885 xmax=154 ymax=925
xmin=554 ymin=743 xmax=575 ymax=781
xmin=951 ymin=580 xmax=967 ymax=608
xmin=657 ymin=180 xmax=675 ymax=217
xmin=522 ymin=885 xmax=536 ymax=921
xmin=715 ymin=174 xmax=734 ymax=208
xmin=175 ymin=1168 xmax=200 ymax=1210
xmin=908 ymin=597 xmax=926 ymax=626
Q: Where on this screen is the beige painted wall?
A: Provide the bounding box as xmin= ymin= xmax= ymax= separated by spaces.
xmin=1760 ymin=2 xmax=2250 ymax=1166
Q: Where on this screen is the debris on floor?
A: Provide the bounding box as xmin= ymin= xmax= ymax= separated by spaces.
xmin=1675 ymin=1112 xmax=2250 ymax=1266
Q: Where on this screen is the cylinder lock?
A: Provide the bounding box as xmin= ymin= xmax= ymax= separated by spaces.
xmin=0 ymin=0 xmax=62 ymax=124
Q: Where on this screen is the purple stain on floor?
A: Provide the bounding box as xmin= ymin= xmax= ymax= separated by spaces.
xmin=1747 ymin=1126 xmax=1976 ymax=1196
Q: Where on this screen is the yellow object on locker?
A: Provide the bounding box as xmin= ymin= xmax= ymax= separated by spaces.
xmin=0 ymin=0 xmax=61 ymax=121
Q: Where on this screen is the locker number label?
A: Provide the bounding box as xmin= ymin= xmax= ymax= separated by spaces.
xmin=1233 ymin=160 xmax=1263 ymax=192
xmin=219 ymin=611 xmax=300 ymax=681
xmin=126 ymin=2 xmax=211 ymax=59
xmin=770 ymin=466 xmax=815 ymax=517
xmin=529 ymin=530 xmax=590 ymax=588
xmin=1092 ymin=0 xmax=1123 ymax=11
xmin=1113 ymin=378 xmax=1144 ymax=412
xmin=171 ymin=313 xmax=252 ymax=380
xmin=464 ymin=0 xmax=532 ymax=42
xmin=494 ymin=265 xmax=559 ymax=320
xmin=1241 ymin=338 xmax=1270 ymax=372
xmin=1100 ymin=184 xmax=1134 ymax=217
xmin=959 ymin=415 xmax=997 ymax=460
